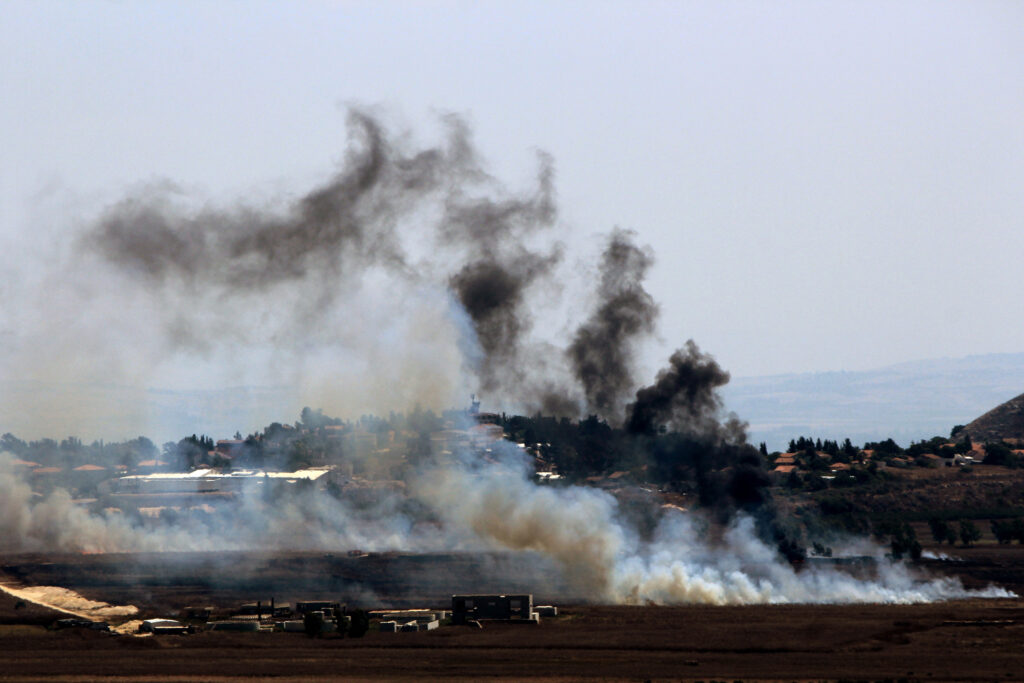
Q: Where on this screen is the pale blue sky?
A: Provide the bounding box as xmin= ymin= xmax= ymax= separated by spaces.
xmin=3 ymin=0 xmax=1023 ymax=387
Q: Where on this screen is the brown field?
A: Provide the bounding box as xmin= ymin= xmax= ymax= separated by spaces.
xmin=4 ymin=599 xmax=1024 ymax=681
xmin=3 ymin=549 xmax=1024 ymax=682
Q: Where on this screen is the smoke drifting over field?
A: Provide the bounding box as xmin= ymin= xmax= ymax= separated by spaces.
xmin=0 ymin=450 xmax=1011 ymax=604
xmin=0 ymin=110 xmax=1012 ymax=605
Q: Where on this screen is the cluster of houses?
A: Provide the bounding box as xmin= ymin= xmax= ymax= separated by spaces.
xmin=768 ymin=442 xmax=1024 ymax=481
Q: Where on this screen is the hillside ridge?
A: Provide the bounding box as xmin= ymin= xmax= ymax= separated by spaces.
xmin=965 ymin=391 xmax=1024 ymax=444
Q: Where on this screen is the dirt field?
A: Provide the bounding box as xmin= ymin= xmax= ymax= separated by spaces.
xmin=2 ymin=600 xmax=1024 ymax=681
xmin=3 ymin=550 xmax=1024 ymax=681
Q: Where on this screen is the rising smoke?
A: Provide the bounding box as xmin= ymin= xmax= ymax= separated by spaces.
xmin=0 ymin=109 xmax=1011 ymax=605
xmin=626 ymin=340 xmax=738 ymax=439
xmin=568 ymin=229 xmax=658 ymax=420
xmin=82 ymin=109 xmax=565 ymax=412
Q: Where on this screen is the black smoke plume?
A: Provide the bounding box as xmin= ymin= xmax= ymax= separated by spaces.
xmin=568 ymin=229 xmax=657 ymax=420
xmin=450 ymin=254 xmax=559 ymax=393
xmin=626 ymin=342 xmax=798 ymax=556
xmin=443 ymin=148 xmax=561 ymax=396
xmin=626 ymin=340 xmax=737 ymax=439
xmin=87 ymin=111 xmax=439 ymax=295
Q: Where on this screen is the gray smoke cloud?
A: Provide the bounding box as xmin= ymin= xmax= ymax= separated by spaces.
xmin=449 ymin=249 xmax=562 ymax=395
xmin=1 ymin=107 xmax=717 ymax=439
xmin=87 ymin=111 xmax=440 ymax=292
xmin=0 ymin=110 xmax=587 ymax=440
xmin=569 ymin=229 xmax=657 ymax=420
xmin=83 ymin=110 xmax=470 ymax=354
xmin=77 ymin=109 xmax=566 ymax=415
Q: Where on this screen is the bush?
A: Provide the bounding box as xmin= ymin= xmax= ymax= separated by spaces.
xmin=992 ymin=519 xmax=1015 ymax=544
xmin=983 ymin=442 xmax=1018 ymax=467
xmin=887 ymin=522 xmax=922 ymax=560
xmin=959 ymin=519 xmax=982 ymax=547
xmin=991 ymin=518 xmax=1024 ymax=544
xmin=929 ymin=517 xmax=957 ymax=545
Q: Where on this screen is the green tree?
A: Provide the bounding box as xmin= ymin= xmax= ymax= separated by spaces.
xmin=959 ymin=519 xmax=982 ymax=547
xmin=929 ymin=517 xmax=953 ymax=545
xmin=1 ymin=433 xmax=27 ymax=455
xmin=889 ymin=522 xmax=922 ymax=560
xmin=1012 ymin=518 xmax=1024 ymax=544
xmin=983 ymin=441 xmax=1016 ymax=467
xmin=991 ymin=519 xmax=1015 ymax=544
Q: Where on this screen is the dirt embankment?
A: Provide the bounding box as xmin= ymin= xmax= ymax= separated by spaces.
xmin=0 ymin=582 xmax=137 ymax=622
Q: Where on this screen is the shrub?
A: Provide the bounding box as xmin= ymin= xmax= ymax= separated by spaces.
xmin=959 ymin=519 xmax=982 ymax=547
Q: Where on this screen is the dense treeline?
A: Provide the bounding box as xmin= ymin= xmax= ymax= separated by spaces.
xmin=6 ymin=410 xmax=1024 ymax=541
xmin=1 ymin=432 xmax=160 ymax=471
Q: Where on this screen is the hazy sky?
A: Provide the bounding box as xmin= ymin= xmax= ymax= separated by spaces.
xmin=3 ymin=0 xmax=1023 ymax=381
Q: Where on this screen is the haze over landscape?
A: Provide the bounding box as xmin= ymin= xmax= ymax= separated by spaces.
xmin=3 ymin=2 xmax=1023 ymax=443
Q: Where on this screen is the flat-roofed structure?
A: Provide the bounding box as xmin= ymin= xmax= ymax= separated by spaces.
xmin=115 ymin=467 xmax=333 ymax=494
xmin=452 ymin=594 xmax=535 ymax=624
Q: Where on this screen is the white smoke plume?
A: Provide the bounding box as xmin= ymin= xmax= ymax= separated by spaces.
xmin=0 ymin=450 xmax=1011 ymax=605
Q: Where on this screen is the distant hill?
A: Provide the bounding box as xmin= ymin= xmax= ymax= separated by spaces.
xmin=3 ymin=352 xmax=1024 ymax=451
xmin=963 ymin=391 xmax=1024 ymax=445
xmin=722 ymin=353 xmax=1024 ymax=451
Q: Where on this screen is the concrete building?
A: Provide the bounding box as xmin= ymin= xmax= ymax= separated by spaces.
xmin=295 ymin=600 xmax=341 ymax=615
xmin=451 ymin=594 xmax=535 ymax=624
xmin=115 ymin=467 xmax=334 ymax=495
